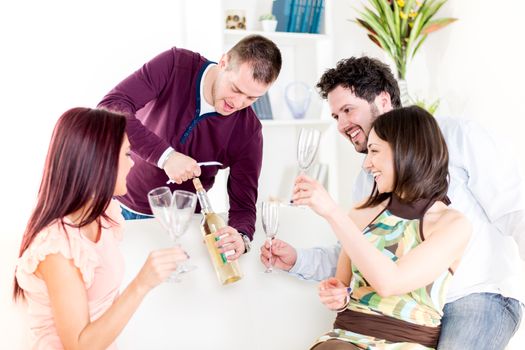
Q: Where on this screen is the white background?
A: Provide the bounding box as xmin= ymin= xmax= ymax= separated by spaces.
xmin=1 ymin=0 xmax=525 ymax=348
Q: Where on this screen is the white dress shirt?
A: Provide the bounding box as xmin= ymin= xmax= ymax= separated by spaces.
xmin=290 ymin=116 xmax=525 ymax=304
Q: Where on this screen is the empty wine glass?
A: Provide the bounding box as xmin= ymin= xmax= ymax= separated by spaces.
xmin=297 ymin=127 xmax=321 ymax=174
xmin=148 ymin=187 xmax=197 ymax=282
xmin=171 ymin=190 xmax=198 ymax=273
xmin=261 ymin=201 xmax=279 ymax=273
xmin=285 ymin=81 xmax=312 ymax=119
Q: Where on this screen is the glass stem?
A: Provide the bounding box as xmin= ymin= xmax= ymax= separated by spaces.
xmin=269 ymin=237 xmax=273 ymax=270
xmin=169 ymin=229 xmax=184 ymax=267
xmin=169 ymin=229 xmax=179 ymax=245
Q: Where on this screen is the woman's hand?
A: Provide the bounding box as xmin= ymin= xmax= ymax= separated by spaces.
xmin=318 ymin=277 xmax=350 ymax=311
xmin=291 ymin=174 xmax=338 ymax=218
xmin=133 ymin=246 xmax=188 ymax=293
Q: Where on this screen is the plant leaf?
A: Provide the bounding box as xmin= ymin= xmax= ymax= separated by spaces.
xmin=400 ymin=0 xmax=416 ymax=39
xmin=418 ymin=0 xmax=448 ymax=29
xmin=377 ymin=0 xmax=400 ymax=46
xmin=357 ymin=9 xmax=397 ymax=54
xmin=411 ymin=34 xmax=427 ymax=58
xmin=368 ymin=34 xmax=383 ymax=48
xmin=405 ymin=8 xmax=424 ymax=59
xmin=421 ymin=17 xmax=457 ymax=34
xmin=356 ymin=18 xmax=378 ymax=36
xmin=393 ymin=0 xmax=401 ymax=43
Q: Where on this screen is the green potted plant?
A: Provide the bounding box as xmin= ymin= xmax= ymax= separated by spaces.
xmin=354 ymin=0 xmax=457 ymax=106
xmin=259 ymin=13 xmax=278 ymax=32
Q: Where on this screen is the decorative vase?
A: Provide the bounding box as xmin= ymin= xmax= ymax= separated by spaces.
xmin=398 ymin=78 xmax=412 ymax=107
xmin=285 ymin=82 xmax=311 ymax=119
xmin=261 ymin=19 xmax=278 ymax=32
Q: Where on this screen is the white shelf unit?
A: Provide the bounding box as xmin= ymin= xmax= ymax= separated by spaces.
xmin=224 ymin=29 xmax=328 ymax=41
xmin=261 ymin=118 xmax=332 ymax=129
xmin=183 ymin=0 xmax=339 ymax=211
xmin=222 ymin=9 xmax=333 ymax=123
xmin=223 ymin=1 xmax=339 ymax=207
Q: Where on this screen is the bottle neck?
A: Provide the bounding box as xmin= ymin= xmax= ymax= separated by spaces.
xmin=196 ymin=189 xmax=214 ymax=214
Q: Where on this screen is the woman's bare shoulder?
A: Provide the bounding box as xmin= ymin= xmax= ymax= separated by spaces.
xmin=425 ymin=203 xmax=472 ymax=239
xmin=348 ymin=199 xmax=388 ymax=231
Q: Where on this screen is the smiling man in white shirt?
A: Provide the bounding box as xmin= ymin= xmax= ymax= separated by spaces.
xmin=260 ymin=57 xmax=525 ymax=349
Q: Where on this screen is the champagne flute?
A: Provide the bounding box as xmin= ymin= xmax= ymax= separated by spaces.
xmin=293 ymin=128 xmax=321 ymax=206
xmin=148 ymin=187 xmax=196 ymax=282
xmin=171 ymin=190 xmax=198 ymax=273
xmin=297 ymin=128 xmax=321 ymax=173
xmin=261 ymin=201 xmax=279 ymax=273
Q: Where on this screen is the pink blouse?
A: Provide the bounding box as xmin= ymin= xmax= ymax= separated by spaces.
xmin=16 ymin=200 xmax=125 ymax=349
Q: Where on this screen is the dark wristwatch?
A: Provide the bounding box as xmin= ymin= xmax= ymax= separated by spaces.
xmin=240 ymin=233 xmax=251 ymax=253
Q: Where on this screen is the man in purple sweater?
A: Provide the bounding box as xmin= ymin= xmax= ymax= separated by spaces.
xmin=99 ymin=35 xmax=282 ymax=260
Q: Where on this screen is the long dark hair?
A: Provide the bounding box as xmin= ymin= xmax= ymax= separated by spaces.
xmin=13 ymin=107 xmax=126 ymax=301
xmin=359 ymin=106 xmax=449 ymax=208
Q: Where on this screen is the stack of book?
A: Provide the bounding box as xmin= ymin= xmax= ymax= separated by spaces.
xmin=272 ymin=0 xmax=325 ymax=34
xmin=251 ymin=93 xmax=273 ymax=120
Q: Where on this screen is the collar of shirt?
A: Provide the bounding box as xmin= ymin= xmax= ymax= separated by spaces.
xmin=200 ymin=63 xmax=216 ymax=116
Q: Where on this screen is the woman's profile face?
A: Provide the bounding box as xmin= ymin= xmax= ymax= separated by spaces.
xmin=363 ymin=128 xmax=395 ymax=194
xmin=114 ymin=134 xmax=134 ymax=196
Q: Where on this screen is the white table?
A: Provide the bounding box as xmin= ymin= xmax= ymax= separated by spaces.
xmin=117 ymin=206 xmax=336 ymax=350
xmin=2 ymin=205 xmax=524 ymax=349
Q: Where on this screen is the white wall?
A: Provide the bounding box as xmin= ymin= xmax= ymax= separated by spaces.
xmin=2 ymin=0 xmax=525 ymax=347
xmin=0 ymin=0 xmax=189 ymax=232
xmin=0 ymin=0 xmax=189 ymax=346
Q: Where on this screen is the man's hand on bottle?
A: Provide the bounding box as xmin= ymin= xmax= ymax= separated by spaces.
xmin=215 ymin=226 xmax=245 ymax=261
xmin=259 ymin=238 xmax=297 ymax=272
xmin=163 ymin=151 xmax=201 ymax=184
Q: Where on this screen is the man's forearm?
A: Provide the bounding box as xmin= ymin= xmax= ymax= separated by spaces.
xmin=288 ymin=244 xmax=341 ymax=281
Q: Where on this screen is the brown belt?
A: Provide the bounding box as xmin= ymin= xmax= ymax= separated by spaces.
xmin=333 ymin=309 xmax=440 ymax=348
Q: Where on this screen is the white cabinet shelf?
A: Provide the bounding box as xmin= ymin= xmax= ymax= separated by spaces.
xmin=224 ymin=29 xmax=328 ymax=41
xmin=222 ymin=0 xmax=339 ymax=204
xmin=185 ymin=0 xmax=340 ymax=209
xmin=261 ymin=118 xmax=332 ymax=130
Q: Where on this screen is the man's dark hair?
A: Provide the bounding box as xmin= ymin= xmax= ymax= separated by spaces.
xmin=359 ymin=105 xmax=449 ymax=208
xmin=227 ymin=35 xmax=282 ymax=85
xmin=316 ymin=56 xmax=401 ymax=108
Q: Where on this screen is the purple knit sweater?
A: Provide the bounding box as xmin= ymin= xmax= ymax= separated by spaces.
xmin=98 ymin=48 xmax=263 ymax=239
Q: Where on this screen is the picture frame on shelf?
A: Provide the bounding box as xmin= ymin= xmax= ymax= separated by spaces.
xmin=225 ymin=9 xmax=247 ymax=30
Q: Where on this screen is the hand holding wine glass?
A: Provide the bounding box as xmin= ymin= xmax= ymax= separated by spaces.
xmin=261 ymin=200 xmax=279 ymax=273
xmin=148 ymin=187 xmax=197 ymax=282
xmin=134 ymin=246 xmax=189 ymax=292
xmin=292 ymin=173 xmax=339 ymax=219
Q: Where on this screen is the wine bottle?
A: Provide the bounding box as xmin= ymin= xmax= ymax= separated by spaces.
xmin=192 ymin=178 xmax=243 ymax=285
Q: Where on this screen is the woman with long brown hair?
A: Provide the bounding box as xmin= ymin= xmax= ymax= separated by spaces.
xmin=293 ymin=106 xmax=472 ymax=349
xmin=14 ymin=108 xmax=186 ymax=349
